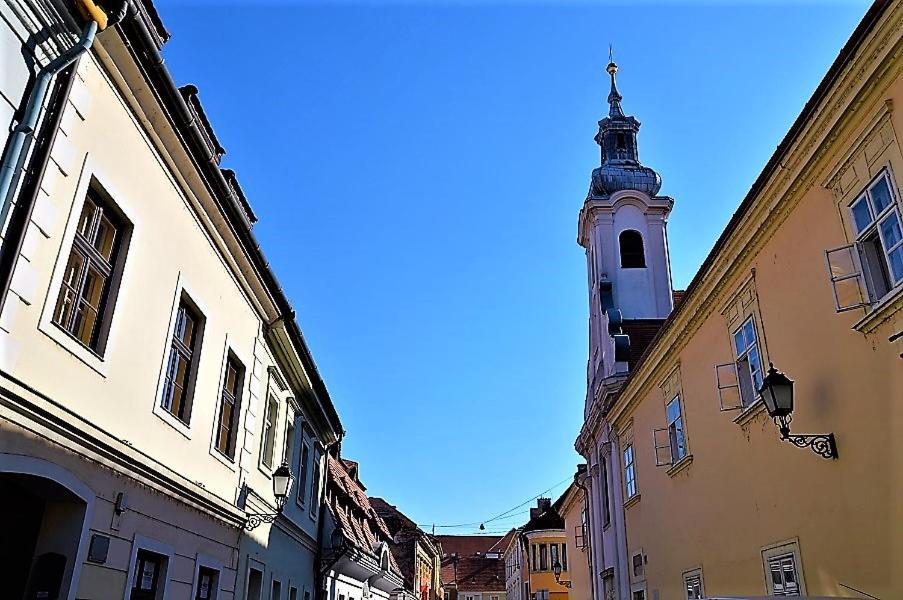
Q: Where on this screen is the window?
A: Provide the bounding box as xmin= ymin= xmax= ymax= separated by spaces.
xmin=827 ymin=170 xmax=903 ymax=310
xmin=600 ymin=458 xmax=611 ymax=527
xmin=539 ymin=544 xmax=547 ymax=571
xmin=283 ymin=415 xmax=295 ymax=465
xmin=296 ymin=441 xmax=310 ymax=506
xmin=52 ymin=188 xmax=129 ymax=353
xmin=247 ymin=568 xmax=263 ymax=600
xmin=631 ymin=592 xmax=646 ymax=600
xmin=261 ymin=395 xmax=279 ymax=469
xmin=310 ymin=449 xmax=322 ymax=518
xmin=619 ymin=230 xmax=645 ymax=268
xmin=632 ymin=553 xmax=644 ymax=579
xmin=616 ymin=132 xmax=627 ymax=151
xmin=733 ymin=317 xmax=763 ymax=407
xmin=623 ymin=444 xmax=637 ymax=498
xmin=289 ymin=588 xmax=298 ymax=600
xmin=195 ymin=566 xmax=218 ymax=600
xmin=560 ymin=543 xmax=567 ymax=571
xmin=215 ymin=354 xmax=244 ymax=459
xmin=667 ymin=395 xmax=687 ymax=461
xmin=131 ymin=549 xmax=166 ymax=600
xmin=767 ymin=553 xmax=800 ymax=596
xmin=549 ymin=544 xmax=558 ymax=571
xmin=683 ymin=570 xmax=703 ymax=600
xmin=602 ymin=573 xmax=615 ymax=600
xmin=531 ymin=544 xmax=537 ymax=571
xmin=271 ymin=580 xmax=282 ymax=600
xmin=161 ymin=298 xmax=204 ymax=424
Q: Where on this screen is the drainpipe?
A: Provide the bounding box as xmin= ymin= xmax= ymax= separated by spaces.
xmin=0 ymin=1 xmax=109 ymax=315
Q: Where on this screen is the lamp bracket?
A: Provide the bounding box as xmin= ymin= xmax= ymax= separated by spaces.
xmin=778 ymin=421 xmax=838 ymax=460
xmin=244 ymin=509 xmax=282 ymax=531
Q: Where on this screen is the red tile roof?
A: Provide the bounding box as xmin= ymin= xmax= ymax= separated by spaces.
xmin=436 ymin=535 xmax=503 ymax=558
xmin=620 ymin=319 xmax=666 ymax=370
xmin=437 ymin=535 xmax=506 ymax=593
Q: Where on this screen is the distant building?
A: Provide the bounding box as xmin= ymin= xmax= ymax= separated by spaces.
xmin=322 ymin=456 xmax=406 ymax=600
xmin=439 ymin=534 xmax=510 ymax=600
xmin=521 ymin=499 xmax=569 ymax=600
xmin=370 ymin=497 xmax=444 ymax=600
xmin=502 ymin=528 xmax=527 ymax=600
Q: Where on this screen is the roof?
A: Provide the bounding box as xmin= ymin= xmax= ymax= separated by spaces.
xmin=370 ymin=498 xmax=442 ymax=591
xmin=489 ymin=529 xmax=516 ymax=554
xmin=621 ymin=319 xmax=666 ymax=370
xmin=440 ymin=554 xmax=505 ymax=592
xmin=326 ymin=455 xmax=400 ymax=576
xmin=619 ymin=0 xmax=893 ymax=386
xmin=522 ymin=499 xmax=565 ymax=534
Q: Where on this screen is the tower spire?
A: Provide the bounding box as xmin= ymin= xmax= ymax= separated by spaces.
xmin=606 ymin=50 xmax=624 ymax=119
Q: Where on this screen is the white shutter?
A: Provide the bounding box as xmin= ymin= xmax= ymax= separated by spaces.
xmin=715 ymin=362 xmax=743 ymax=411
xmin=653 ymin=427 xmax=672 ymax=467
xmin=824 ymin=243 xmax=870 ymax=312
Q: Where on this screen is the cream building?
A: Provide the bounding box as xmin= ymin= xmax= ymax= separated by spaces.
xmin=0 ymin=1 xmax=342 ymax=598
xmin=559 ymin=470 xmax=590 ymax=600
xmin=575 ymin=0 xmax=903 ymax=598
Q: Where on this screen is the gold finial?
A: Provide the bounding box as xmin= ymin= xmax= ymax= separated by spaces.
xmin=607 ymin=44 xmax=618 ymax=75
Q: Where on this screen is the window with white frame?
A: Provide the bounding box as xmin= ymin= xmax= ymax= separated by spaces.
xmin=733 ymin=317 xmax=764 ymax=407
xmin=623 ymin=444 xmax=637 ymax=499
xmin=160 ymin=296 xmax=204 ymax=425
xmin=767 ymin=553 xmax=800 ymax=596
xmin=826 ymin=169 xmax=903 ymax=310
xmin=667 ymin=395 xmax=687 ymax=461
xmin=683 ymin=569 xmax=703 ymax=600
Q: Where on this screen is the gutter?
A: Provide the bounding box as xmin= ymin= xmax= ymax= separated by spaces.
xmin=115 ymin=0 xmax=342 ymax=436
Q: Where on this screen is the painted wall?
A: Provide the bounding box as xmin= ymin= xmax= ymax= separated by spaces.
xmin=524 ymin=533 xmax=569 ymax=600
xmin=561 ymin=491 xmax=591 ymax=600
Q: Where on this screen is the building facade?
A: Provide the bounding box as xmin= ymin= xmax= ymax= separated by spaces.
xmin=370 ymin=497 xmax=444 ymax=600
xmin=0 ymin=1 xmax=342 ymax=598
xmin=438 ymin=535 xmax=509 ymax=600
xmin=321 ymin=456 xmax=406 ymax=600
xmin=575 ymin=0 xmax=903 ymax=598
xmin=521 ymin=499 xmax=569 ymax=600
xmin=502 ymin=529 xmax=526 ymax=600
xmin=559 ymin=470 xmax=591 ymax=600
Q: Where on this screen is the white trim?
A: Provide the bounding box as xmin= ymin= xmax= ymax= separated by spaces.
xmin=124 ymin=534 xmax=175 ymax=600
xmin=681 ymin=567 xmax=704 ymax=600
xmin=0 ymin=454 xmax=95 ymax=600
xmin=190 ymin=553 xmax=224 ymax=600
xmin=760 ymin=538 xmax=807 ymax=596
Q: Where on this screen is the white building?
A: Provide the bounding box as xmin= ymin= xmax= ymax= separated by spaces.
xmin=0 ymin=1 xmax=342 ymax=598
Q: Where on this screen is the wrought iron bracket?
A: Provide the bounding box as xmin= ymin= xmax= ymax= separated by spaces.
xmin=244 ymin=511 xmax=280 ymax=531
xmin=555 ymin=580 xmax=572 ymax=589
xmin=778 ymin=421 xmax=838 ymax=460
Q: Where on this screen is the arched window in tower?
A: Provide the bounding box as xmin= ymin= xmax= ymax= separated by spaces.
xmin=619 ymin=230 xmax=646 ymax=268
xmin=616 ymin=132 xmax=627 ymax=151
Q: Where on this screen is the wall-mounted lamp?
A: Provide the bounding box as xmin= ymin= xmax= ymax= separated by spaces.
xmin=245 ymin=462 xmax=294 ymax=530
xmin=552 ymin=562 xmax=571 ymax=588
xmin=759 ymin=364 xmax=838 ymax=460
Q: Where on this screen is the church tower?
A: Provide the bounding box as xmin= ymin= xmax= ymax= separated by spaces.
xmin=579 ymin=58 xmax=675 ymax=409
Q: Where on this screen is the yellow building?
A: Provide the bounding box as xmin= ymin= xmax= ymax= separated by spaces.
xmin=523 ymin=498 xmax=570 ymax=600
xmin=575 ymin=0 xmax=903 ymax=598
xmin=559 ymin=470 xmax=591 ymax=600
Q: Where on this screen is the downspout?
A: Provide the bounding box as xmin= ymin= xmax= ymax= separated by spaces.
xmin=0 ymin=1 xmax=109 ymax=316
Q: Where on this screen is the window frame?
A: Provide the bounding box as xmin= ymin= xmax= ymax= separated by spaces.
xmin=761 ymin=539 xmax=806 ymax=597
xmin=848 ymin=170 xmax=903 ymax=297
xmin=309 ymin=447 xmax=323 ymax=520
xmin=159 ymin=294 xmax=205 ymax=426
xmin=600 ymin=456 xmax=611 ymax=528
xmin=260 ymin=394 xmax=280 ymax=470
xmin=623 ymin=444 xmax=637 ymax=499
xmin=50 ymin=185 xmax=131 ymax=357
xmin=213 ymin=351 xmax=245 ymax=461
xmin=191 ymin=555 xmax=222 ymax=600
xmin=732 ymin=316 xmax=764 ymax=408
xmin=125 ymin=535 xmax=173 ymax=600
xmin=682 ymin=568 xmax=704 ymax=600
xmin=666 ymin=394 xmax=688 ymax=462
xmin=296 ymin=436 xmax=310 ymax=508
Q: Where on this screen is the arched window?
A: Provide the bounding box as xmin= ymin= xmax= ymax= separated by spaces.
xmin=619 ymin=230 xmax=645 ymax=268
xmin=616 ymin=132 xmax=627 ymax=151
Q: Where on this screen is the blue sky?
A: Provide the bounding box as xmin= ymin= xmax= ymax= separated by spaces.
xmin=157 ymin=0 xmax=868 ymax=533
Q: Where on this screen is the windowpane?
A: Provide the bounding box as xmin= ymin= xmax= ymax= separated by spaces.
xmin=742 ymin=320 xmax=755 ymax=347
xmin=733 ymin=329 xmax=745 ymax=355
xmin=262 ymin=396 xmax=278 ymax=467
xmin=216 ymin=356 xmax=243 ymax=458
xmin=77 ymin=198 xmax=97 ymax=238
xmin=870 ymin=176 xmax=893 ymax=214
xmin=53 ymin=251 xmax=86 ymax=327
xmin=851 ymin=197 xmax=873 ymax=233
xmin=297 ymin=443 xmax=310 ymax=504
xmin=889 ymin=246 xmax=903 ymax=282
xmin=94 ymin=214 xmax=117 ymax=261
xmin=70 ymin=263 xmax=106 ymax=346
xmin=748 ymin=346 xmax=763 ymax=389
xmin=879 ymin=212 xmax=902 ymax=251
xmin=666 ymin=397 xmax=681 ymax=424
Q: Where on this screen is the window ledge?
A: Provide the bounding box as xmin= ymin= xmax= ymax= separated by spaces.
xmin=151 ymin=404 xmax=192 ymax=440
xmin=733 ymin=399 xmax=767 ymax=427
xmin=623 ymin=494 xmax=641 ymax=510
xmin=209 ymin=446 xmax=237 ymax=472
xmin=666 ymin=454 xmax=693 ymax=477
xmin=853 ymin=287 xmax=903 ymax=334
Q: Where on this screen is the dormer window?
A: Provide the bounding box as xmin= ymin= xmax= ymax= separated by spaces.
xmin=619 ymin=230 xmax=646 ymax=268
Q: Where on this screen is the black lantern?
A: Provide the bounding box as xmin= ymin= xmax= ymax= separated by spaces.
xmin=272 ymin=462 xmax=294 ymax=512
xmin=244 ymin=462 xmax=295 ymax=530
xmin=759 ymin=364 xmax=794 ymax=418
xmin=552 ymin=562 xmax=570 ymax=588
xmin=758 ymin=362 xmax=837 ymax=460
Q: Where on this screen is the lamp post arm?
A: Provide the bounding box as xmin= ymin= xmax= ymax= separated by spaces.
xmin=777 ymin=419 xmax=838 ymax=460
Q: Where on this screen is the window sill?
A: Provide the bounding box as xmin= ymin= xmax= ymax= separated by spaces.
xmin=152 ymin=404 xmax=192 ymax=440
xmin=733 ymin=399 xmax=767 ymax=427
xmin=209 ymin=446 xmax=237 ymax=472
xmin=623 ymin=494 xmax=641 ymax=510
xmin=666 ymin=454 xmax=693 ymax=477
xmin=853 ymin=286 xmax=903 ymax=334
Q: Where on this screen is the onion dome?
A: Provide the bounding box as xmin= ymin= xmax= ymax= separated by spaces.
xmin=589 ymin=58 xmax=662 ymax=198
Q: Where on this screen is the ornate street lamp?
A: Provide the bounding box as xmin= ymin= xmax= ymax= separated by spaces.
xmin=759 ymin=364 xmax=838 ymax=460
xmin=245 ymin=462 xmax=294 ymax=530
xmin=552 ymin=562 xmax=571 ymax=589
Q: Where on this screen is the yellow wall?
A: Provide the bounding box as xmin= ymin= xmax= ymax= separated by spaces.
xmin=606 ymin=4 xmax=903 ymax=598
xmin=525 ymin=533 xmax=569 ymax=600
xmin=561 ymin=490 xmax=591 ymax=600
